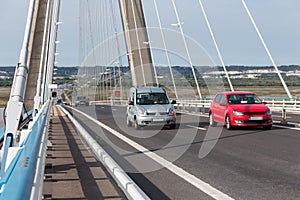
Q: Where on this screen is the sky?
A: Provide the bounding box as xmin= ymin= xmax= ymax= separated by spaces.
xmin=0 ymin=0 xmax=300 ymax=66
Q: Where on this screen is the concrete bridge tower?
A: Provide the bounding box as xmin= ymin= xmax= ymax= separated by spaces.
xmin=119 ymin=0 xmax=155 ymax=87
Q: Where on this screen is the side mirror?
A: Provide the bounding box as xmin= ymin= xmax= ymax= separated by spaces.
xmin=128 ymin=101 xmax=134 ymax=105
xmin=262 ymin=101 xmax=267 ymax=105
xmin=171 ymin=100 xmax=176 ymax=104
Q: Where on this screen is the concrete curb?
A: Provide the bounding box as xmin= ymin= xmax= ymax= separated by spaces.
xmin=58 ymin=106 xmax=150 ymax=200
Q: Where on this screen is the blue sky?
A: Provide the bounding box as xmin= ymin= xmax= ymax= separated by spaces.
xmin=0 ymin=0 xmax=299 ymax=66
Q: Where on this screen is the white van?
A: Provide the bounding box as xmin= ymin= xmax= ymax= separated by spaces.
xmin=74 ymin=96 xmax=89 ymax=106
xmin=126 ymin=87 xmax=176 ymax=129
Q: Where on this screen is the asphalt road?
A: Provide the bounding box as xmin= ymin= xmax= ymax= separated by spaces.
xmin=66 ymin=105 xmax=300 ymax=200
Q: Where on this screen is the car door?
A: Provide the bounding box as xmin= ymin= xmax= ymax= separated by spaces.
xmin=213 ymin=94 xmax=227 ymax=123
xmin=218 ymin=94 xmax=227 ymax=123
xmin=127 ymin=91 xmax=135 ymax=122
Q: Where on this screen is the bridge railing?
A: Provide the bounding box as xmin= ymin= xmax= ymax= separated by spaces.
xmin=89 ymin=98 xmax=300 ymax=113
xmin=174 ymin=98 xmax=300 ymax=114
xmin=0 ymin=100 xmax=51 ymax=200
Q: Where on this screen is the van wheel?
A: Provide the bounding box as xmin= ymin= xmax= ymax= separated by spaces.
xmin=209 ymin=113 xmax=216 ymax=126
xmin=126 ymin=116 xmax=132 ymax=127
xmin=134 ymin=120 xmax=140 ymax=130
xmin=225 ymin=115 xmax=232 ymax=130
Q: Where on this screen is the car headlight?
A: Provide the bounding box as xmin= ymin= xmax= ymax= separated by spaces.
xmin=232 ymin=110 xmax=244 ymax=116
xmin=266 ymin=110 xmax=272 ymax=115
xmin=138 ymin=107 xmax=147 ymax=116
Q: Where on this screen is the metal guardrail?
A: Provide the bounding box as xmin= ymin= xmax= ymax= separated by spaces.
xmin=0 ymin=100 xmax=51 ymax=200
xmin=89 ymin=98 xmax=300 ymax=112
xmin=0 ymin=127 xmax=4 ymax=142
xmin=175 ymin=99 xmax=300 ymax=113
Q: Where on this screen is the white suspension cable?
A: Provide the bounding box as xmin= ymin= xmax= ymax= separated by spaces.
xmin=153 ymin=0 xmax=178 ymax=98
xmin=140 ymin=2 xmax=159 ymax=86
xmin=170 ymin=0 xmax=202 ymax=98
xmin=109 ymin=0 xmax=124 ymax=99
xmin=119 ymin=0 xmax=136 ymax=87
xmin=198 ymin=0 xmax=234 ymax=92
xmin=241 ymin=0 xmax=292 ymax=98
xmin=35 ymin=0 xmax=51 ymax=110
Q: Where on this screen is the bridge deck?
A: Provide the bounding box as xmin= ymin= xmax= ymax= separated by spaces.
xmin=43 ymin=105 xmax=126 ymax=199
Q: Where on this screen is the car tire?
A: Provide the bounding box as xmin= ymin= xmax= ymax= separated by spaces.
xmin=134 ymin=120 xmax=140 ymax=130
xmin=225 ymin=115 xmax=232 ymax=130
xmin=126 ymin=116 xmax=132 ymax=127
xmin=209 ymin=113 xmax=216 ymax=126
xmin=169 ymin=123 xmax=176 ymax=129
xmin=263 ymin=125 xmax=272 ymax=130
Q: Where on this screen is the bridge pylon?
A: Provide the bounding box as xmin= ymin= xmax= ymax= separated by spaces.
xmin=119 ymin=0 xmax=155 ymax=87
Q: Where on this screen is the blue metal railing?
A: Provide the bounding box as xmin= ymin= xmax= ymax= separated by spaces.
xmin=0 ymin=127 xmax=5 ymax=142
xmin=0 ymin=100 xmax=50 ymax=199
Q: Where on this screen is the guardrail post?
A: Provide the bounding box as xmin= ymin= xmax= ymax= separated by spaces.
xmin=202 ymin=105 xmax=205 ymax=114
xmin=281 ymin=108 xmax=287 ymax=124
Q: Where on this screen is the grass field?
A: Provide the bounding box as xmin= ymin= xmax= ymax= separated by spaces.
xmin=0 ymin=87 xmax=10 ymax=107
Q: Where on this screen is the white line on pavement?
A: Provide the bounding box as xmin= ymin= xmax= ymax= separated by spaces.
xmin=72 ymin=107 xmax=234 ymax=200
xmin=186 ymin=125 xmax=207 ymax=131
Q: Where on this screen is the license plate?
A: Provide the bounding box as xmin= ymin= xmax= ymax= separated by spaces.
xmin=250 ymin=116 xmax=263 ymax=120
xmin=153 ymin=118 xmax=164 ymax=122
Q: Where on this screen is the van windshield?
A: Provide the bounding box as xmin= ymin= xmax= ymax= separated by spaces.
xmin=136 ymin=93 xmax=169 ymax=105
xmin=76 ymin=96 xmax=87 ymax=101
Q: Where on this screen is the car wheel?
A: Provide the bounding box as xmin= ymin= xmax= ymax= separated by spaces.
xmin=134 ymin=120 xmax=140 ymax=130
xmin=225 ymin=115 xmax=232 ymax=130
xmin=126 ymin=116 xmax=132 ymax=127
xmin=169 ymin=123 xmax=176 ymax=129
xmin=263 ymin=125 xmax=272 ymax=130
xmin=209 ymin=113 xmax=216 ymax=126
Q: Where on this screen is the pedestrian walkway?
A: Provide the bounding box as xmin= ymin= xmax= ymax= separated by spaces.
xmin=43 ymin=105 xmax=126 ymax=200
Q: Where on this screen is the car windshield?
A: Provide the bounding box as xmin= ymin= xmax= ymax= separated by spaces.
xmin=76 ymin=96 xmax=87 ymax=101
xmin=136 ymin=92 xmax=169 ymax=105
xmin=228 ymin=94 xmax=261 ymax=104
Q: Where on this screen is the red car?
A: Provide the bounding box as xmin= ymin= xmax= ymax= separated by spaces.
xmin=208 ymin=91 xmax=272 ymax=130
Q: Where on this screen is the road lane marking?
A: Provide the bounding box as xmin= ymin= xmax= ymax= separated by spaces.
xmin=272 ymin=115 xmax=291 ymax=118
xmin=177 ymin=111 xmax=208 ymax=117
xmin=273 ymin=124 xmax=300 ymax=131
xmin=182 ymin=113 xmax=300 ymax=131
xmin=72 ymin=107 xmax=234 ymax=200
xmin=186 ymin=125 xmax=207 ymax=131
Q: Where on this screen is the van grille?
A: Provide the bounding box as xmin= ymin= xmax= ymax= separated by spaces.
xmin=147 ymin=112 xmax=168 ymax=116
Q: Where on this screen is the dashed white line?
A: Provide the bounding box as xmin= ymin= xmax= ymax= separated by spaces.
xmin=186 ymin=125 xmax=207 ymax=131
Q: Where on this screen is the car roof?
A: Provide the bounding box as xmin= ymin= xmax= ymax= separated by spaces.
xmin=136 ymin=87 xmax=165 ymax=93
xmin=217 ymin=91 xmax=255 ymax=95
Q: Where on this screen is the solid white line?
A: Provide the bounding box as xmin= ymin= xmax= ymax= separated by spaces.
xmin=71 ymin=107 xmax=234 ymax=200
xmin=60 ymin=106 xmax=150 ymax=200
xmin=186 ymin=125 xmax=207 ymax=131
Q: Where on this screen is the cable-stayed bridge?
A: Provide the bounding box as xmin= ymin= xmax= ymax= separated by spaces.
xmin=0 ymin=0 xmax=299 ymax=199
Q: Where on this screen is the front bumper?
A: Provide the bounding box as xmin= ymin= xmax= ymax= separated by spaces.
xmin=231 ymin=115 xmax=272 ymax=127
xmin=136 ymin=115 xmax=176 ymax=126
